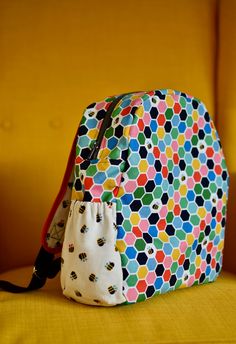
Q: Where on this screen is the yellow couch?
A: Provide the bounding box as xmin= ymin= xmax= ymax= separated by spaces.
xmin=1 ymin=0 xmax=236 ymax=343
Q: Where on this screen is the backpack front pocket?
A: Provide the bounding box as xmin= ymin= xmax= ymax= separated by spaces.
xmin=60 ymin=200 xmax=126 ymax=306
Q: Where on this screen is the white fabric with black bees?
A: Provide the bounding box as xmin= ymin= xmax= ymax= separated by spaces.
xmin=60 ymin=201 xmax=126 ymax=306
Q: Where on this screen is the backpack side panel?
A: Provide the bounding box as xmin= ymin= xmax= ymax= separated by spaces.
xmin=60 ymin=94 xmax=131 ymax=305
xmin=41 ymin=96 xmax=117 ymax=253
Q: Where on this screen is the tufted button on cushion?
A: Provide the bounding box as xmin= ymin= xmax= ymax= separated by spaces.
xmin=49 ymin=118 xmax=62 ymax=129
xmin=0 ymin=119 xmax=13 ymax=131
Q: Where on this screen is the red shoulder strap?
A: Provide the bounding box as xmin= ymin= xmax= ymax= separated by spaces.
xmin=41 ymin=131 xmax=77 ymax=254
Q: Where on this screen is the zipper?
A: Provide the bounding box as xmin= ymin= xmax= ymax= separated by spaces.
xmin=88 ymin=92 xmax=140 ymax=160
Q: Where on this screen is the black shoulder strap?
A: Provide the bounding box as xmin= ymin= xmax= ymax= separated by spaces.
xmin=0 ymin=247 xmax=61 ymax=293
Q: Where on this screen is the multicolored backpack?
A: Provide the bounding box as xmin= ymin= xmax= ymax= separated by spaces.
xmin=0 ymin=89 xmax=229 ymax=306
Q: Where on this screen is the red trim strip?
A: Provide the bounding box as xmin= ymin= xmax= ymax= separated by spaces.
xmin=41 ymin=131 xmax=78 ymax=254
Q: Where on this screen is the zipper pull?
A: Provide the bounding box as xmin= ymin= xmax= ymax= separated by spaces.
xmin=88 ymin=141 xmax=100 ymax=160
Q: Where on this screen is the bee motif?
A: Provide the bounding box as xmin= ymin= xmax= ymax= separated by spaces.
xmin=108 ymin=285 xmax=117 ymax=295
xmin=106 ymin=202 xmax=113 ymax=208
xmin=148 ymin=247 xmax=154 ymax=255
xmin=79 ymin=205 xmax=86 ymax=214
xmin=70 ymin=271 xmax=77 ymax=280
xmin=69 ymin=244 xmax=74 ymax=253
xmin=80 ymin=225 xmax=89 ymax=234
xmin=93 ymin=299 xmax=101 ymax=304
xmin=62 ymin=200 xmax=70 ymax=208
xmin=152 ymin=203 xmax=159 ymax=210
xmin=89 ymin=273 xmax=98 ymax=282
xmin=97 ymin=237 xmax=106 ymax=247
xmin=75 ymin=290 xmax=82 ymax=297
xmin=69 ymin=209 xmax=73 ymax=217
xmin=105 ymin=262 xmax=115 ymax=271
xmin=57 ymin=220 xmax=65 ymax=228
xmin=96 ymin=213 xmax=102 ymax=222
xmin=113 ymin=223 xmax=118 ymax=231
xmin=199 ymin=144 xmax=205 ymax=150
xmin=78 ymin=252 xmax=87 ymax=262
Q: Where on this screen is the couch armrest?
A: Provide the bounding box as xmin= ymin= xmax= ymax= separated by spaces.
xmin=223 ymin=172 xmax=236 ymax=274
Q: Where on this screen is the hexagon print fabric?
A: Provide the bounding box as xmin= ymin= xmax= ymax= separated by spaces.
xmin=67 ymin=89 xmax=229 ymax=305
xmin=114 ymin=90 xmax=228 ymax=303
xmin=74 ymin=158 xmax=126 ymax=203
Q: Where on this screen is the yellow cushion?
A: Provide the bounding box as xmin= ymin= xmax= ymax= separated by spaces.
xmin=1 ymin=267 xmax=236 ymax=343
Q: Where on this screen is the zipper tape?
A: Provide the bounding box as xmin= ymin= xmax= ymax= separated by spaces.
xmin=88 ymin=91 xmax=142 ymax=160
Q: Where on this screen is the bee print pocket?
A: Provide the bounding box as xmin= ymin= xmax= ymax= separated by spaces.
xmin=60 ymin=201 xmax=126 ymax=306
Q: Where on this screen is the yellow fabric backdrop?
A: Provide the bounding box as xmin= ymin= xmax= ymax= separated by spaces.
xmin=0 ymin=0 xmax=218 ymax=272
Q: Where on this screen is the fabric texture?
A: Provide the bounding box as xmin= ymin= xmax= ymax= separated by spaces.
xmin=61 ymin=201 xmax=125 ymax=306
xmin=44 ymin=166 xmax=75 ymax=250
xmin=0 ymin=267 xmax=236 ymax=344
